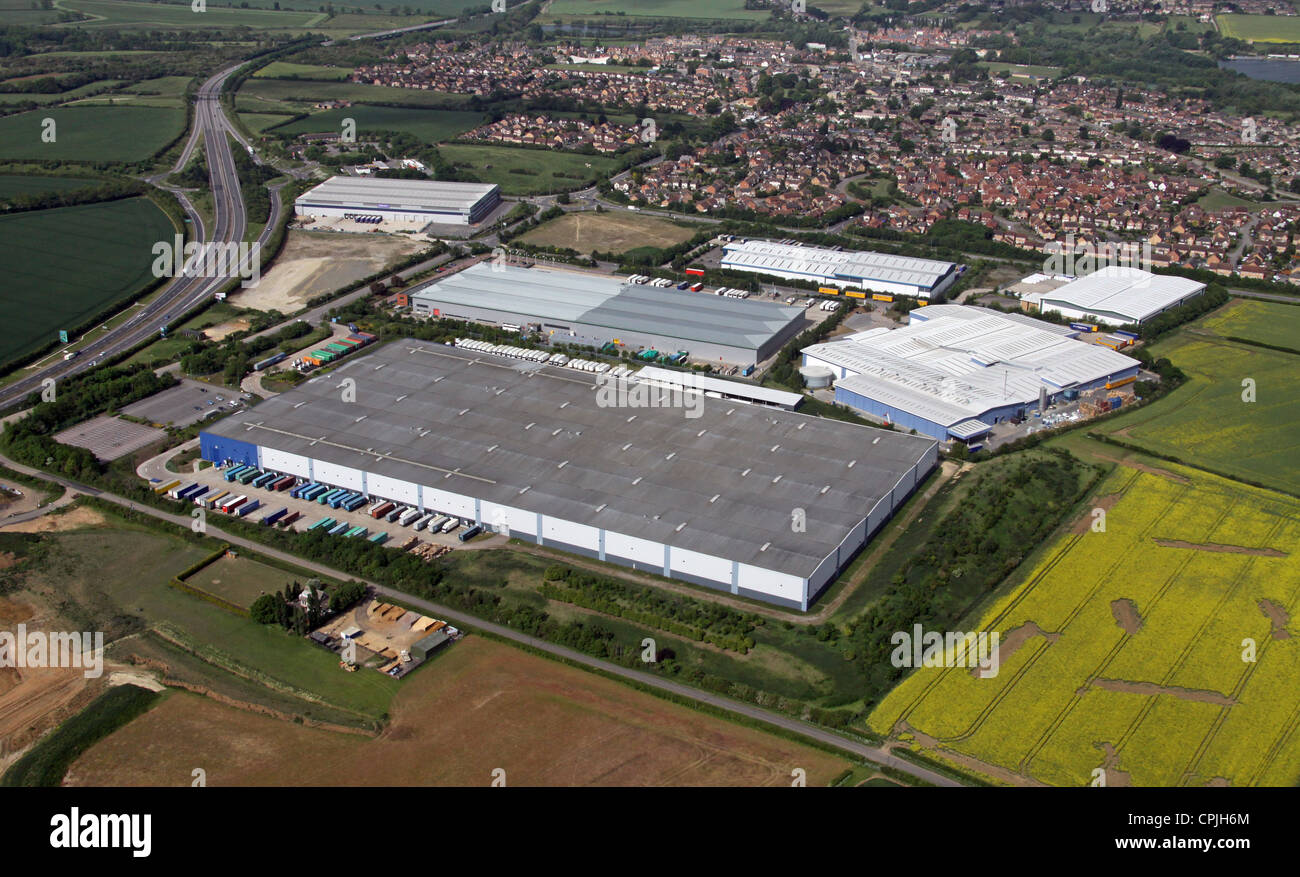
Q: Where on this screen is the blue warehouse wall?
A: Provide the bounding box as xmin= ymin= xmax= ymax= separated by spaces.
xmin=833 ymin=387 xmax=949 ymax=439
xmin=200 ymin=432 xmax=259 ymax=468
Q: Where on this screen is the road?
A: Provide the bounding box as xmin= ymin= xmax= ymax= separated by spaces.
xmin=0 ymin=448 xmax=961 ymax=787
xmin=0 ymin=61 xmax=256 ymax=411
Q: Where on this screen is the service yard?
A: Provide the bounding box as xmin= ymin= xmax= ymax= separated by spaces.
xmin=225 ymin=230 xmax=427 ymax=313
xmin=53 ymin=415 xmax=165 ymax=462
xmin=67 ymin=635 xmax=852 ymax=786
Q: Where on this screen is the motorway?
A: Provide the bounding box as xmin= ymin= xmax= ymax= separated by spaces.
xmin=0 ymin=62 xmax=263 ymax=411
xmin=0 ymin=447 xmax=962 ymax=787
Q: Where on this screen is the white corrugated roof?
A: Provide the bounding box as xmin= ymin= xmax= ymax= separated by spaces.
xmin=296 ymin=177 xmax=499 ymax=212
xmin=1039 ymin=268 xmax=1205 ymax=323
xmin=721 ymin=240 xmax=955 ymax=290
xmin=803 ymin=307 xmax=1139 ymax=427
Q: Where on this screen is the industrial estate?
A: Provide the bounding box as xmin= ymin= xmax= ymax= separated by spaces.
xmin=0 ymin=0 xmax=1296 ymax=823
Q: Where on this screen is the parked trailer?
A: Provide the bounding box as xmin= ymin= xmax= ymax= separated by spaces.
xmin=222 ymin=467 xmax=246 ymax=482
xmin=344 ymin=526 xmax=367 ymax=539
xmin=1113 ymin=329 xmax=1140 ymax=341
xmin=685 ymin=267 xmax=705 ymax=277
xmin=329 ymin=491 xmax=355 ymax=510
xmin=385 ymin=505 xmax=406 ymax=523
xmin=252 ymin=472 xmax=278 ymax=489
xmin=440 ymin=518 xmax=460 ymax=534
xmin=428 ymin=515 xmax=450 ymax=532
xmin=371 ymin=501 xmax=396 ymax=519
xmin=308 ymin=516 xmax=335 ymax=532
xmin=279 ymin=511 xmax=301 ymax=528
xmin=262 ymin=508 xmax=288 ymax=526
xmin=367 ymin=500 xmax=387 ymax=516
xmin=236 ymin=468 xmax=260 ymax=485
xmin=326 ymin=521 xmax=350 ymax=535
xmin=1069 ymin=322 xmax=1099 ymax=333
xmin=187 ymin=485 xmax=210 ymax=503
xmin=413 ymin=513 xmax=436 ymax=531
xmin=458 ymin=524 xmax=483 ymax=542
xmin=871 ymin=294 xmax=893 ymax=302
xmin=271 ymin=475 xmax=295 ymax=491
xmin=318 ymin=488 xmax=343 ymax=505
xmin=819 ymin=287 xmax=840 ymax=296
xmin=171 ymin=483 xmax=198 ymax=500
xmin=236 ymin=499 xmax=260 ymax=517
xmin=1106 ymin=375 xmax=1137 ymax=390
xmin=342 ymin=495 xmax=368 ymax=513
xmin=254 ymin=352 xmax=287 ymax=372
xmin=204 ymin=490 xmax=228 ymax=509
xmin=303 ymin=484 xmax=331 ymax=502
xmin=368 ymin=531 xmax=388 ymax=545
xmin=154 ymin=480 xmax=182 ymax=495
xmin=220 ymin=495 xmax=247 ymax=513
xmin=399 ymin=508 xmax=422 ymax=526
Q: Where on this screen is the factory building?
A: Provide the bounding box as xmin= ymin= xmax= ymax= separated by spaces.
xmin=199 ymin=343 xmax=938 ymax=611
xmin=294 ymin=177 xmax=501 ymax=225
xmin=1018 ymin=267 xmax=1206 ymax=326
xmin=409 ymin=263 xmax=807 ymax=366
xmin=719 ymin=239 xmax=959 ymax=300
xmin=801 ymin=306 xmax=1142 ymax=443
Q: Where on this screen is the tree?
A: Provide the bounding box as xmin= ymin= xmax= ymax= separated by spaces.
xmin=250 ymin=594 xmax=280 ymax=624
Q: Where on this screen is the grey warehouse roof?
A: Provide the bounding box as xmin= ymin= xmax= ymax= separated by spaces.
xmin=206 ymin=342 xmax=936 ymax=579
xmin=1034 ymin=268 xmax=1205 ymax=323
xmin=295 ymin=177 xmax=499 ymax=212
xmin=411 ymin=263 xmax=805 ymax=351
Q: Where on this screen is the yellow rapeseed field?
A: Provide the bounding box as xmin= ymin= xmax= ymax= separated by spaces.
xmin=868 ymin=463 xmax=1300 ymax=786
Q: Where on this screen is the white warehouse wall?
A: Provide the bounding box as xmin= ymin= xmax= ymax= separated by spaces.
xmin=604 ymin=530 xmax=663 ymax=566
xmin=313 ymin=461 xmax=365 ymax=491
xmin=261 ymin=448 xmax=311 ymax=478
xmin=368 ymin=473 xmax=419 ymax=506
xmin=420 ymin=485 xmax=476 ymax=519
xmin=669 ymin=545 xmax=733 ymax=584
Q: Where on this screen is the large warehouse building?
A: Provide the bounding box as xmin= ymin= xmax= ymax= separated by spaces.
xmin=802 ymin=305 xmax=1142 ymax=443
xmin=294 ymin=177 xmax=501 ymax=226
xmin=199 ymin=343 xmax=938 ymax=610
xmin=720 ymin=239 xmax=959 ymax=300
xmin=1019 ymin=267 xmax=1206 ymax=326
xmin=410 ymin=263 xmax=807 ymax=366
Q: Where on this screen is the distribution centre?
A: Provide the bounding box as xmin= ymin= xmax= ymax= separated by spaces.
xmin=198 ymin=342 xmax=939 ymax=610
xmin=719 ymin=239 xmax=959 ymax=299
xmin=409 ymin=263 xmax=807 ymax=366
xmin=294 ymin=177 xmax=502 ymax=226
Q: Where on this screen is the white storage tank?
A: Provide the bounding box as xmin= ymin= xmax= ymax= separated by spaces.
xmin=800 ymin=365 xmax=835 ymax=389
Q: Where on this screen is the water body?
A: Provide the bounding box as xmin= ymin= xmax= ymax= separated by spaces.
xmin=1220 ymin=57 xmax=1300 ymax=84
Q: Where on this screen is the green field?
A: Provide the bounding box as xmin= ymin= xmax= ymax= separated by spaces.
xmin=1200 ymin=297 xmax=1300 ymax=351
xmin=0 ymin=198 xmax=174 ymax=367
xmin=978 ymin=61 xmax=1062 ymax=80
xmin=72 ymin=75 xmax=195 ymax=109
xmin=0 ymin=0 xmax=63 ymax=24
xmin=238 ymin=78 xmax=464 ymax=110
xmin=1096 ymin=301 xmax=1300 ymax=495
xmin=0 ymin=105 xmax=184 ymax=162
xmin=55 ymin=0 xmax=325 ymax=30
xmin=0 ymin=174 xmax=101 ymax=199
xmin=0 ymin=79 xmax=126 ymax=105
xmin=253 ymin=61 xmax=353 ymax=81
xmin=21 ymin=513 xmax=399 ymax=723
xmin=545 ymin=0 xmax=770 ymax=20
xmin=269 ymin=105 xmax=484 ymax=143
xmin=238 ymin=112 xmax=297 ymax=134
xmin=1217 ymin=13 xmax=1300 ymax=43
xmin=437 ymin=143 xmax=619 ymax=195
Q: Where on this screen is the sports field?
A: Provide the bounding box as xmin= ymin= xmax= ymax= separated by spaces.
xmin=0 ymin=198 xmax=174 ymax=368
xmin=268 ymin=106 xmax=484 ymax=143
xmin=518 ymin=210 xmax=696 ymax=255
xmin=438 ymin=144 xmax=620 ymax=195
xmin=68 ymin=635 xmax=852 ymax=786
xmin=0 ymin=105 xmax=184 ymax=161
xmin=1097 ymin=302 xmax=1299 ymax=495
xmin=1217 ymin=14 xmax=1300 ymax=43
xmin=545 ymin=0 xmax=769 ymax=20
xmin=182 ymin=554 xmax=306 ymax=610
xmin=869 ymin=464 xmax=1300 ymax=787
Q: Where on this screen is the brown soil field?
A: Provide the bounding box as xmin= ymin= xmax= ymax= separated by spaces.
xmin=66 ymin=636 xmax=851 ymax=786
xmin=519 ymin=210 xmax=696 ymax=255
xmin=228 ymin=230 xmax=426 ymax=313
xmin=1 ymin=506 xmax=106 ymax=534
